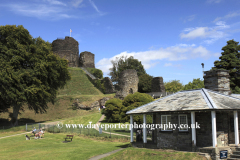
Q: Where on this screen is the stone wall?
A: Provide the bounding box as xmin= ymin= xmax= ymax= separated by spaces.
xmin=195 ymin=112 xmax=212 ymax=147
xmin=52 ymin=36 xmax=79 ymax=67
xmin=79 ymin=51 xmax=95 ymax=68
xmin=204 ymin=70 xmax=231 ymax=95
xmin=102 ymin=77 xmax=115 ymax=94
xmin=151 ymin=77 xmax=165 ymax=92
xmin=156 ymin=112 xmax=192 ymax=151
xmin=114 ymin=69 xmax=139 ymax=99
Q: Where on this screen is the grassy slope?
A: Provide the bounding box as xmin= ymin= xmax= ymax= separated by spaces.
xmin=101 ymin=147 xmax=207 ymax=160
xmin=57 ymin=67 xmax=103 ymax=96
xmin=0 ymin=132 xmax=128 ymax=160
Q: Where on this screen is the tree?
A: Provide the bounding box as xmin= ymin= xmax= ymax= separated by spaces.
xmin=87 ymin=68 xmax=103 ymax=79
xmin=0 ymin=25 xmax=71 ymax=126
xmin=212 ymin=39 xmax=240 ymax=93
xmin=121 ymin=92 xmax=154 ymax=123
xmin=183 ymin=78 xmax=204 ymax=90
xmin=164 ymin=80 xmax=184 ymax=92
xmin=103 ymin=98 xmax=123 ymax=122
xmin=109 ymin=56 xmax=146 ymax=84
xmin=138 ymin=74 xmax=153 ymax=93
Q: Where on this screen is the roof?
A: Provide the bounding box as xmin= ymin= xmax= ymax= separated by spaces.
xmin=126 ymin=88 xmax=240 ymax=114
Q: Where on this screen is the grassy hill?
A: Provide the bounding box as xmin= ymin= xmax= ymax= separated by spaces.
xmin=58 ymin=67 xmax=103 ymax=96
xmin=0 ymin=67 xmax=115 ymax=126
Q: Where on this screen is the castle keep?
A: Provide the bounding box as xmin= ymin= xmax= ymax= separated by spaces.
xmin=79 ymin=51 xmax=95 ymax=68
xmin=52 ymin=36 xmax=79 ymax=67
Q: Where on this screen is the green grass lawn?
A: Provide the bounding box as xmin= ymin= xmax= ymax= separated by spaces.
xmin=101 ymin=147 xmax=207 ymax=160
xmin=58 ymin=67 xmax=103 ymax=96
xmin=63 ymin=112 xmax=102 ymax=125
xmin=0 ymin=132 xmax=129 ymax=160
xmin=100 ymin=121 xmax=133 ymax=137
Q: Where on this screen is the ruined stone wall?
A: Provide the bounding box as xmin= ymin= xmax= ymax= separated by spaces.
xmin=102 ymin=77 xmax=115 ymax=94
xmin=79 ymin=51 xmax=95 ymax=68
xmin=114 ymin=69 xmax=139 ymax=99
xmin=204 ymin=70 xmax=231 ymax=95
xmin=52 ymin=36 xmax=79 ymax=67
xmin=151 ymin=77 xmax=165 ymax=92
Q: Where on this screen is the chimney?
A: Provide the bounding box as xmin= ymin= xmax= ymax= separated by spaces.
xmin=204 ymin=69 xmax=231 ymax=95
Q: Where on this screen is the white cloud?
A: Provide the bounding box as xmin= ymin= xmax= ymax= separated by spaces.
xmin=176 ymin=43 xmax=196 ymax=47
xmin=180 ymin=21 xmax=230 ymax=44
xmin=182 ymin=15 xmax=196 ymax=23
xmin=214 ymin=11 xmax=240 ymax=22
xmin=44 ymin=0 xmax=66 ymax=6
xmin=2 ymin=2 xmax=76 ymax=20
xmin=180 ymin=27 xmax=209 ymax=39
xmin=206 ymin=0 xmax=222 ymax=3
xmin=96 ymin=45 xmax=213 ymax=75
xmin=89 ymin=0 xmax=100 ymax=13
xmin=1 ymin=0 xmax=106 ymax=20
xmin=71 ymin=0 xmax=85 ymax=8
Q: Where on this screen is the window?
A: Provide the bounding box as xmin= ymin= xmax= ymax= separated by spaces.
xmin=179 ymin=115 xmax=188 ymax=131
xmin=161 ymin=115 xmax=171 ymax=131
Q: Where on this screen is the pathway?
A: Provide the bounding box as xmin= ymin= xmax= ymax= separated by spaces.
xmin=0 ymin=131 xmax=32 ymax=139
xmin=88 ymin=148 xmax=124 ymax=160
xmin=94 ymin=114 xmax=130 ymax=137
xmin=87 ymin=114 xmax=128 ymax=160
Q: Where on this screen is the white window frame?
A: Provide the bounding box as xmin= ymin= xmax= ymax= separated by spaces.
xmin=178 ymin=114 xmax=188 ymax=131
xmin=161 ymin=115 xmax=172 ymax=131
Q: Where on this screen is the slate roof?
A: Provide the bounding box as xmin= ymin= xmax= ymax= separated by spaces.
xmin=126 ymin=88 xmax=240 ymax=114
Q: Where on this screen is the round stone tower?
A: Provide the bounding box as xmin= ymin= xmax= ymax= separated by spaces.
xmin=52 ymin=36 xmax=79 ymax=67
xmin=114 ymin=69 xmax=139 ymax=99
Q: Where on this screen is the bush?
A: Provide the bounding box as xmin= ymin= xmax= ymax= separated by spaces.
xmin=93 ymin=79 xmax=105 ymax=93
xmin=121 ymin=92 xmax=154 ymax=123
xmin=104 ymin=98 xmax=124 ymax=122
xmin=87 ymin=68 xmax=103 ymax=79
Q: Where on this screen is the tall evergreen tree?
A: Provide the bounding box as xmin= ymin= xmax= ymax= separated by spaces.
xmin=212 ymin=39 xmax=240 ymax=93
xmin=0 ymin=25 xmax=71 ymax=126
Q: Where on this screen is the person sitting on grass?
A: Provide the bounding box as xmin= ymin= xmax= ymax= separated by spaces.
xmin=32 ymin=127 xmax=36 ymax=135
xmin=35 ymin=129 xmax=44 ymax=139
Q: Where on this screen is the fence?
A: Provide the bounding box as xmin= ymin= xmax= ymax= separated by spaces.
xmin=43 ymin=124 xmax=134 ymax=140
xmin=0 ymin=122 xmax=152 ymax=142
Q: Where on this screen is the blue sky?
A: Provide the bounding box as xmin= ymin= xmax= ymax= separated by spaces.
xmin=1 ymin=0 xmax=240 ymax=84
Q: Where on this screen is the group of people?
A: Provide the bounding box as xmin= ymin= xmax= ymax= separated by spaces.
xmin=31 ymin=127 xmax=44 ymax=139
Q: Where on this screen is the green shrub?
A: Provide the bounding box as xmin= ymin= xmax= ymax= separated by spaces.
xmin=87 ymin=68 xmax=103 ymax=79
xmin=104 ymin=98 xmax=123 ymax=122
xmin=121 ymin=92 xmax=154 ymax=123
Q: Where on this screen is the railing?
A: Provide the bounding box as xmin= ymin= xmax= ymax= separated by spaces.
xmin=80 ymin=67 xmax=97 ymax=80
